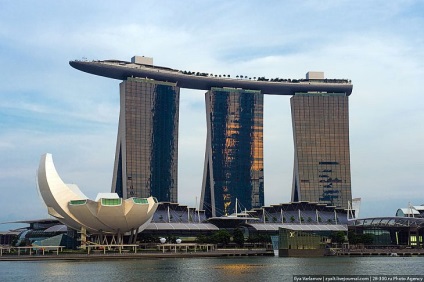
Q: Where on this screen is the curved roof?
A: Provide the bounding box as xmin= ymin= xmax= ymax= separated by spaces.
xmin=37 ymin=153 xmax=158 ymax=234
xmin=396 ymin=208 xmax=420 ymax=216
xmin=246 ymin=223 xmax=347 ymax=232
xmin=37 ymin=153 xmax=87 ymax=231
xmin=145 ymin=222 xmax=219 ymax=231
xmin=69 ymin=60 xmax=353 ymax=96
xmin=349 ymin=217 xmax=424 ymax=228
xmin=68 ymin=197 xmax=157 ymax=233
xmin=44 ymin=224 xmax=68 ymax=232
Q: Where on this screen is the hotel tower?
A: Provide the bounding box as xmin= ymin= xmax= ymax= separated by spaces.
xmin=291 ymin=84 xmax=351 ymax=208
xmin=200 ymin=88 xmax=264 ymax=217
xmin=111 ymin=59 xmax=180 ymax=202
xmin=70 ymin=58 xmax=353 ymax=211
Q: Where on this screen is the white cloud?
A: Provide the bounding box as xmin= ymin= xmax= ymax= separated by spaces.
xmin=0 ymin=0 xmax=423 ymax=227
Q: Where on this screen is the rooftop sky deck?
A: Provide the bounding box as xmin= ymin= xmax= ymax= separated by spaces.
xmin=70 ymin=59 xmax=353 ymax=96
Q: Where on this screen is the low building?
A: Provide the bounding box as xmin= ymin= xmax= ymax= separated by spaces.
xmin=278 ymin=225 xmax=346 ymax=257
xmin=141 ymin=202 xmax=217 ymax=240
xmin=0 ymin=230 xmax=20 ymax=246
xmin=396 ymin=205 xmax=424 ymax=218
xmin=348 ymin=217 xmax=424 ymax=247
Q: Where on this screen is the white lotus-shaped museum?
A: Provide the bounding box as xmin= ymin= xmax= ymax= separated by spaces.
xmin=37 ymin=153 xmax=158 ymax=234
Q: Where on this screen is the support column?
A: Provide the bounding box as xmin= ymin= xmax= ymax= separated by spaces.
xmin=80 ymin=227 xmax=87 ymax=250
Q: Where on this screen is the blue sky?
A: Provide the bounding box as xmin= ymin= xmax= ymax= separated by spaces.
xmin=1 ymin=0 xmax=423 ymax=230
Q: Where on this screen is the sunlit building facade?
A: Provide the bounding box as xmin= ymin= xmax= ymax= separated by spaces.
xmin=291 ymin=93 xmax=352 ymax=208
xmin=201 ymin=88 xmax=264 ymax=217
xmin=70 ymin=58 xmax=354 ymax=216
xmin=112 ymin=77 xmax=180 ymax=202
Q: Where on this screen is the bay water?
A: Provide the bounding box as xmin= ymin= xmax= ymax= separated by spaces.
xmin=1 ymin=256 xmax=423 ymax=281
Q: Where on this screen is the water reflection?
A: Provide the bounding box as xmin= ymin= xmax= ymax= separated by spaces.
xmin=213 ymin=263 xmax=269 ymax=277
xmin=0 ymin=257 xmax=423 ymax=282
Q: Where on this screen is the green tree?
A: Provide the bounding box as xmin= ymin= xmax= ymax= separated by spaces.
xmin=138 ymin=234 xmax=156 ymax=243
xmin=330 ymin=231 xmax=346 ymax=244
xmin=348 ymin=232 xmax=374 ymax=245
xmin=196 ymin=235 xmax=208 ymax=244
xmin=211 ymin=230 xmax=231 ymax=246
xmin=233 ymin=228 xmax=245 ymax=247
xmin=361 ymin=233 xmax=374 ymax=245
xmin=166 ymin=235 xmax=177 ymax=243
xmin=247 ymin=234 xmax=271 ymax=244
xmin=348 ymin=231 xmax=359 ymax=244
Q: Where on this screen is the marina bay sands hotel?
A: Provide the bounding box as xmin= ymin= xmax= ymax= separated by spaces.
xmin=70 ymin=56 xmax=353 ymax=217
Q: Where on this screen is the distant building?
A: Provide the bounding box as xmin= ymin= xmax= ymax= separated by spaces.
xmin=291 ymin=92 xmax=352 ymax=208
xmin=0 ymin=230 xmax=20 ymax=246
xmin=112 ymin=78 xmax=180 ymax=202
xmin=251 ymin=201 xmax=349 ymax=225
xmin=142 ymin=202 xmax=218 ymax=239
xmin=396 ymin=205 xmax=424 ymax=218
xmin=11 ymin=220 xmax=75 ymax=249
xmin=200 ymin=88 xmax=264 ymax=217
xmin=351 ymin=198 xmax=361 ymax=218
xmin=207 ymin=201 xmax=349 ymax=257
xmin=150 ymin=202 xmax=207 ymax=224
xmin=349 ymin=217 xmax=424 ymax=247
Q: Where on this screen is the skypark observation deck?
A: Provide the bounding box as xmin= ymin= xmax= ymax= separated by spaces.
xmin=69 ymin=59 xmax=353 ymax=96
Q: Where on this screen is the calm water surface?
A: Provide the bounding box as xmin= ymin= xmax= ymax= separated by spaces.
xmin=1 ymin=256 xmax=423 ymax=282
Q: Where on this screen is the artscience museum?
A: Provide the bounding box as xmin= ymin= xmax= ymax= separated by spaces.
xmin=37 ymin=153 xmax=158 ymax=244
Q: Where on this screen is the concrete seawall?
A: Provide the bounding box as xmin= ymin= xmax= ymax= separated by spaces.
xmin=336 ymin=248 xmax=424 ymax=257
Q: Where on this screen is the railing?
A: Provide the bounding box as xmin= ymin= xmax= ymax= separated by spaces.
xmin=0 ymin=245 xmax=65 ymax=256
xmin=84 ymin=244 xmax=138 ymax=255
xmin=157 ymin=243 xmax=216 ymax=253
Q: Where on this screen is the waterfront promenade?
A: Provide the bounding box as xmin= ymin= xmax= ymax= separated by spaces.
xmin=0 ymin=247 xmax=273 ymax=261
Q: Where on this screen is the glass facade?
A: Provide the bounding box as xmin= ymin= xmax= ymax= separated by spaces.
xmin=69 ymin=200 xmax=87 ymax=205
xmin=291 ymin=93 xmax=352 ymax=208
xmin=279 ymin=229 xmax=326 ymax=250
xmin=132 ymin=198 xmax=149 ymax=204
xmin=101 ymin=198 xmax=122 ymax=206
xmin=112 ymin=77 xmax=179 ymax=202
xmin=201 ymin=87 xmax=264 ymax=217
xmin=349 ymin=217 xmax=424 ymax=247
